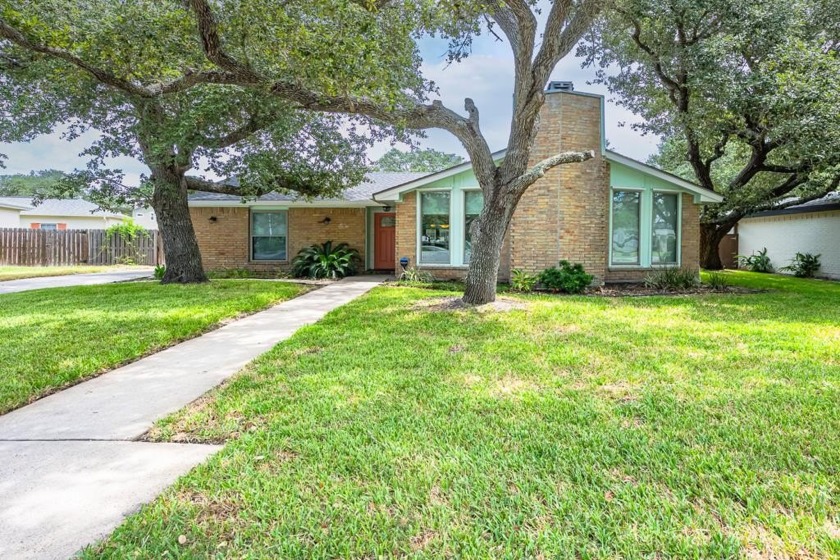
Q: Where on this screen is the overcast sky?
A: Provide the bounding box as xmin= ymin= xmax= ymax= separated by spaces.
xmin=0 ymin=27 xmax=660 ymax=185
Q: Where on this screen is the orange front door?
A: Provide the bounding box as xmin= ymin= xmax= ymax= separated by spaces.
xmin=374 ymin=212 xmax=396 ymax=270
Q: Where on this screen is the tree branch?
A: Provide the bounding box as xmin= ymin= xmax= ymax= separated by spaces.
xmin=508 ymin=150 xmax=595 ymax=194
xmin=184 ymin=0 xmax=498 ymax=183
xmin=746 ymin=175 xmax=838 ymax=216
xmin=0 ymin=19 xmax=153 ymax=98
xmin=533 ymin=0 xmax=603 ymax=83
xmin=183 ymin=175 xmax=284 ymax=197
xmin=201 ymin=117 xmax=265 ymax=150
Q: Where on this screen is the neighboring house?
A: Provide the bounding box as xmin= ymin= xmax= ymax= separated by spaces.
xmin=0 ymin=198 xmax=32 ymax=228
xmin=738 ymin=192 xmax=840 ymax=279
xmin=187 ymin=85 xmax=723 ymax=283
xmin=132 ymin=207 xmax=159 ymax=230
xmin=0 ymin=197 xmax=128 ymax=229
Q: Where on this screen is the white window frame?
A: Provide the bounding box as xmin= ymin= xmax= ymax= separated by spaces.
xmin=609 ymin=187 xmax=682 ymax=268
xmin=250 ymin=208 xmax=289 ymax=262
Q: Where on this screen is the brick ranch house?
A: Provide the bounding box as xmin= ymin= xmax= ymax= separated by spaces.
xmin=189 ymin=86 xmax=723 ymax=284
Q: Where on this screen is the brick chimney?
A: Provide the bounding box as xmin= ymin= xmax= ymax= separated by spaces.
xmin=508 ymin=85 xmax=610 ymax=282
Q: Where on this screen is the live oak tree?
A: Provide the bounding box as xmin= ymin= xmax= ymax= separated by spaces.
xmin=180 ymin=0 xmax=605 ymax=304
xmin=0 ymin=0 xmax=409 ymax=282
xmin=373 ymin=148 xmax=464 ymax=173
xmin=0 ymin=169 xmax=67 ymax=196
xmin=582 ymin=0 xmax=840 ymax=269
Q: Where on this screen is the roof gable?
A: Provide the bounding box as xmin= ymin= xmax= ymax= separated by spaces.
xmin=605 ymin=151 xmax=722 ymax=203
xmin=372 ymin=149 xmax=723 ymax=204
xmin=372 ymin=150 xmax=507 ymax=201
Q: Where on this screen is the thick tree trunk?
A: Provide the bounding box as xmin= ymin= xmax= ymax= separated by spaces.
xmin=151 ymin=166 xmax=208 ymax=283
xmin=463 ymin=195 xmax=511 ymax=305
xmin=699 ymin=222 xmax=730 ymax=270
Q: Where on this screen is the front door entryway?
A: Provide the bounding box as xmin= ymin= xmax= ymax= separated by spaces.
xmin=373 ymin=212 xmax=396 ymax=270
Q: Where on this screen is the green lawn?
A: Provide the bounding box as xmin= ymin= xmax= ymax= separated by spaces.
xmin=0 ymin=265 xmax=119 ymax=281
xmin=0 ymin=280 xmax=304 ymax=414
xmin=86 ymin=272 xmax=839 ymax=559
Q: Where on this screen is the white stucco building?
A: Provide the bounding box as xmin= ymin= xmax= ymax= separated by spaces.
xmin=738 ymin=192 xmax=840 ymax=279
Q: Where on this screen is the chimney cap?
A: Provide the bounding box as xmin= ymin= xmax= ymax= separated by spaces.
xmin=546 ymin=81 xmax=574 ymax=93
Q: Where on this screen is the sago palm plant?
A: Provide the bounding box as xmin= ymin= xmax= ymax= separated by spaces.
xmin=291 ymin=241 xmax=360 ymax=279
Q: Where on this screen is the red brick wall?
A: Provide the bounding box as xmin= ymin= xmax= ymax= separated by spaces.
xmin=190 ymin=206 xmax=366 ymax=272
xmin=395 ymin=191 xmax=417 ymax=272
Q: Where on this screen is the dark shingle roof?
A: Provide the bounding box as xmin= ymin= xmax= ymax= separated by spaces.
xmin=188 ymin=172 xmax=427 ymax=203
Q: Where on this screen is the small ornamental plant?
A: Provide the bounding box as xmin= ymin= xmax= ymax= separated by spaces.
xmin=537 ymin=261 xmax=593 ymax=294
xmin=291 ymin=241 xmax=360 ymax=279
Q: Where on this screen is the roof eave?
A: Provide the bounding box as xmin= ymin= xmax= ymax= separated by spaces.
xmin=188 ymin=199 xmax=380 ymax=208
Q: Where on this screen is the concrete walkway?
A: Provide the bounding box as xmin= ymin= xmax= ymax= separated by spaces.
xmin=0 ymin=268 xmax=153 ymax=295
xmin=0 ymin=276 xmax=385 ymax=559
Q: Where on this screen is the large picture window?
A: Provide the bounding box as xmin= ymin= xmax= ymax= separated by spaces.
xmin=463 ymin=190 xmax=483 ymax=264
xmin=651 ymin=193 xmax=679 ymax=264
xmin=420 ymin=192 xmax=451 ymax=264
xmin=251 ymin=210 xmax=287 ymax=261
xmin=611 ymin=191 xmax=641 ymax=265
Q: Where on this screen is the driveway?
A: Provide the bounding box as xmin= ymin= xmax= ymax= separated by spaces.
xmin=0 ymin=268 xmax=153 ymax=294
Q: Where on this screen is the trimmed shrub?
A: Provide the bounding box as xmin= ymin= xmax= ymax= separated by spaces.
xmin=644 ymin=267 xmax=700 ymax=291
xmin=291 ymin=241 xmax=360 ymax=279
xmin=781 ymin=252 xmax=821 ymax=278
xmin=537 ymin=261 xmax=593 ymax=294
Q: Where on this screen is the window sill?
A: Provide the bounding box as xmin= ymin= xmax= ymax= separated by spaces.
xmin=250 ymin=260 xmax=289 ymax=265
xmin=609 ymin=264 xmax=680 ymax=271
xmin=418 ymin=264 xmax=469 ymax=269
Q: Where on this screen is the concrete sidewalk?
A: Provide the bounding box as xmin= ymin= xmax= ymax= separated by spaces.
xmin=0 ymin=268 xmax=153 ymax=294
xmin=0 ymin=276 xmax=385 ymax=559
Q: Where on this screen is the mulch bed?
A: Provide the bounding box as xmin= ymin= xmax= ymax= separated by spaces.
xmin=583 ymin=284 xmax=760 ymax=297
xmin=412 ymin=296 xmax=528 ymax=313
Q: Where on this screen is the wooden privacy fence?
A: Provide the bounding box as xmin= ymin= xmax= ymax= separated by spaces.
xmin=0 ymin=228 xmax=163 ymax=267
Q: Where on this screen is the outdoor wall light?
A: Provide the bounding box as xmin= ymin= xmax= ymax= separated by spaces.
xmin=209 ymin=216 xmax=218 ymax=222
xmin=400 ymin=257 xmax=409 ymax=270
xmin=320 ymin=216 xmax=332 ymax=225
xmin=383 ymin=205 xmax=392 ymax=212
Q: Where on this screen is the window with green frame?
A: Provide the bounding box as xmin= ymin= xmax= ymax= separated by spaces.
xmin=651 ymin=193 xmax=679 ymax=264
xmin=611 ymin=190 xmax=641 ymax=265
xmin=251 ymin=210 xmax=287 ymax=261
xmin=420 ymin=192 xmax=451 ymax=264
xmin=611 ymin=189 xmax=681 ymax=266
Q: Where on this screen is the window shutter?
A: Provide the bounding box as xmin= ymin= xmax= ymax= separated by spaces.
xmin=29 ymin=223 xmax=40 ymax=229
xmin=57 ymin=223 xmax=67 ymax=231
